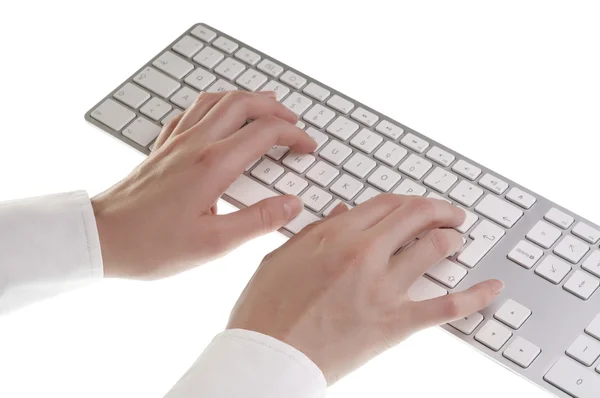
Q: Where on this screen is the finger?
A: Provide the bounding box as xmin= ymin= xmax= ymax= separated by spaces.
xmin=327 ymin=202 xmax=349 ymax=218
xmin=326 ymin=193 xmax=408 ymax=231
xmin=172 ymin=92 xmax=229 ymax=135
xmin=152 ymin=112 xmax=185 ymax=149
xmin=407 ymin=279 xmax=504 ymax=329
xmin=215 ymin=195 xmax=303 ymax=250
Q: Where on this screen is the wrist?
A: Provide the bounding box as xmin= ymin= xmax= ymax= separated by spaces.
xmin=91 ymin=193 xmax=121 ymax=278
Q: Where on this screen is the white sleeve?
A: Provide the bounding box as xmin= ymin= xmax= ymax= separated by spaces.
xmin=0 ymin=191 xmax=103 ymax=314
xmin=164 ymin=329 xmax=327 ymax=398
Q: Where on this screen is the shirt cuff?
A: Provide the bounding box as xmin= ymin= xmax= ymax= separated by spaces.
xmin=164 ymin=329 xmax=327 ymax=398
xmin=0 ymin=191 xmax=103 ymax=314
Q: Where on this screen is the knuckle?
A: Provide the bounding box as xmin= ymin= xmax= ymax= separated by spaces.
xmin=442 ymin=294 xmax=463 ymax=319
xmin=410 ymin=197 xmax=437 ymax=219
xmin=195 ymin=145 xmax=221 ymax=168
xmin=376 ymin=193 xmax=403 ymax=207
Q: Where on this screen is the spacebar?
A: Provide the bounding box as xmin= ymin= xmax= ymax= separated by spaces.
xmin=224 ymin=174 xmax=279 ymax=207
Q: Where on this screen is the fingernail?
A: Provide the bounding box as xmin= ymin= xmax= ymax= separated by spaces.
xmin=491 ymin=279 xmax=505 ymax=295
xmin=283 ymin=196 xmax=303 ymax=220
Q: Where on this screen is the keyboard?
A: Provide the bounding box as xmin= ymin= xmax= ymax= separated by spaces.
xmin=85 ymin=23 xmax=600 ymax=397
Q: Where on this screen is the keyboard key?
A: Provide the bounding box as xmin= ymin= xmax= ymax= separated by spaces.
xmin=456 ymin=207 xmax=479 ymax=234
xmin=458 ymin=220 xmax=505 ymax=268
xmin=375 ymin=120 xmax=404 ymax=140
xmin=583 ymin=250 xmax=600 ymax=278
xmin=170 ymin=86 xmax=199 ymax=109
xmin=190 ymin=25 xmax=217 ymax=43
xmin=503 ymin=337 xmax=541 ymax=368
xmin=367 ymin=166 xmax=402 ymax=192
xmin=257 ymin=59 xmax=284 ymax=77
xmin=296 ymin=121 xmax=306 ymax=129
xmin=303 ymin=82 xmax=330 ymax=101
xmin=260 ymin=80 xmax=291 ymax=101
xmin=266 ymin=145 xmax=290 ymax=160
xmin=350 ymin=107 xmax=378 ymax=127
xmin=250 ymin=159 xmax=284 ymax=184
xmin=423 ymin=167 xmax=458 ymax=194
xmin=350 ymin=129 xmax=384 ymax=153
xmin=193 ymin=47 xmax=225 ymax=69
xmin=161 ymin=109 xmax=183 ymax=126
xmin=320 ymin=140 xmax=352 ymax=165
xmin=282 ymin=152 xmax=315 ymax=173
xmin=212 ymin=36 xmax=239 ymax=54
xmin=284 ymin=209 xmax=320 ymax=234
xmin=225 ymin=174 xmax=278 ymax=206
xmin=564 ymin=270 xmax=600 ymax=300
xmin=152 ymin=51 xmax=194 ymax=79
xmin=280 ymin=70 xmax=307 ymax=90
xmin=274 ymin=172 xmax=308 ymax=195
xmin=449 ymin=312 xmax=484 ymax=335
xmin=306 ymin=161 xmax=339 ymax=187
xmin=535 ymin=255 xmax=572 ymax=284
xmin=478 ymin=173 xmax=509 ymax=195
xmin=122 ymin=117 xmax=161 ymax=147
xmin=327 ymin=95 xmax=354 ymax=114
xmin=474 ymin=320 xmax=512 ymax=351
xmin=451 ymin=159 xmax=481 ymax=180
xmin=133 ymin=67 xmax=181 ymax=98
xmin=374 ymin=141 xmax=408 ymax=167
xmin=449 ymin=180 xmax=484 ymax=207
xmin=305 ymin=127 xmax=328 ymax=151
xmin=355 ymin=187 xmax=381 ymax=205
xmin=393 ymin=179 xmax=426 ymax=196
xmin=326 ymin=116 xmax=359 ymax=140
xmin=426 ymin=146 xmax=455 ymax=167
xmin=140 ymin=97 xmax=172 ymax=121
xmin=508 ymin=240 xmax=543 ymax=269
xmin=343 ymin=153 xmax=376 ymax=178
xmin=303 ymin=104 xmax=336 ymax=128
xmin=184 ymin=67 xmax=217 ymax=90
xmin=399 ymin=154 xmax=432 ymax=180
xmin=573 ymin=222 xmax=600 ymax=244
xmin=206 ymin=79 xmax=238 ymax=93
xmin=554 ymin=235 xmax=590 ymax=264
xmin=214 ymin=57 xmax=246 ymax=81
xmin=113 ymin=83 xmax=150 ymax=109
xmin=408 ymin=277 xmax=447 ymax=302
xmin=494 ymin=299 xmax=531 ymax=329
xmin=475 ymin=194 xmax=523 ymax=228
xmin=586 ymin=314 xmax=600 ymax=340
xmin=567 ymin=335 xmax=600 ymax=366
xmin=282 ymin=92 xmax=313 ymax=116
xmin=301 ymin=186 xmax=332 ymax=212
xmin=91 ymin=99 xmax=136 ymax=131
xmin=234 ymin=47 xmax=261 ymax=65
xmin=526 ymin=221 xmax=562 ymax=249
xmin=330 ymin=174 xmax=364 ymax=200
xmin=545 ymin=208 xmax=575 ymax=230
xmin=506 ymin=187 xmax=537 ymax=209
xmin=544 ymin=357 xmax=600 ymax=398
xmin=400 ymin=133 xmax=429 ymax=153
xmin=426 ymin=259 xmax=467 ymax=288
xmin=236 ymin=69 xmax=268 ymax=91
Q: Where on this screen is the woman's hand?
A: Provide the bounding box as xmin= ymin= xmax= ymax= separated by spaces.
xmin=228 ymin=195 xmax=504 ymax=384
xmin=92 ymin=91 xmax=316 ymax=279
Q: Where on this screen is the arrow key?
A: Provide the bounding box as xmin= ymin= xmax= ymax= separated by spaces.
xmin=494 ymin=299 xmax=532 ymax=329
xmin=564 ymin=270 xmax=600 ymax=300
xmin=503 ymin=337 xmax=541 ymax=368
xmin=554 ymin=235 xmax=589 ymax=264
xmin=475 ymin=320 xmax=512 ymax=351
xmin=449 ymin=312 xmax=484 ymax=335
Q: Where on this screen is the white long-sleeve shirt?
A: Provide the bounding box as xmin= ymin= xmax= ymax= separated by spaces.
xmin=0 ymin=191 xmax=327 ymax=398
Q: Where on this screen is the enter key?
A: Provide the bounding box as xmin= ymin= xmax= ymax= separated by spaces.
xmin=458 ymin=220 xmax=506 ymax=268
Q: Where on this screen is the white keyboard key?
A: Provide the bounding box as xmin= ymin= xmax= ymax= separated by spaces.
xmin=564 ymin=270 xmax=600 ymax=300
xmin=368 ymin=166 xmax=402 ymax=192
xmin=456 ymin=207 xmax=479 ymax=233
xmin=173 ymin=36 xmax=203 ymax=58
xmin=375 ymin=120 xmax=404 ymax=140
xmin=350 ymin=129 xmax=384 ymax=153
xmin=161 ymin=109 xmax=183 ymax=126
xmin=449 ymin=312 xmax=484 ymax=335
xmin=206 ymin=79 xmax=238 ymax=93
xmin=91 ymin=99 xmax=135 ymax=131
xmin=212 ymin=36 xmax=239 ymax=54
xmin=326 ymin=116 xmax=359 ymax=140
xmin=452 ymin=159 xmax=482 ymax=180
xmin=475 ymin=194 xmax=523 ymax=228
xmin=449 ymin=180 xmax=484 ymax=207
xmin=408 ymin=277 xmax=447 ymax=302
xmin=190 ymin=25 xmax=217 ymax=43
xmin=303 ymin=82 xmax=330 ymax=101
xmin=274 ymin=172 xmax=308 ymax=195
xmin=122 ymin=117 xmax=161 ymax=147
xmin=458 ymin=220 xmax=505 ymax=268
xmin=535 ymin=255 xmax=572 ymax=284
xmin=506 ymin=187 xmax=537 ymax=209
xmin=424 ymin=167 xmax=458 ymax=194
xmin=554 ymin=235 xmax=590 ymax=264
xmin=250 ymin=159 xmax=284 ymax=184
xmin=583 ymin=250 xmax=600 ymax=278
xmin=327 ymin=95 xmax=354 ymax=114
xmin=544 ymin=357 xmax=600 ymax=398
xmin=426 ymin=192 xmax=450 ymax=203
xmin=478 ymin=173 xmax=509 ymax=195
xmin=303 ymin=104 xmax=336 ymax=128
xmin=526 ymin=221 xmax=561 ymax=249
xmin=282 ymin=152 xmax=315 ymax=173
xmin=260 ymin=80 xmax=290 ymax=101
xmin=214 ymin=57 xmax=246 ymax=81
xmin=193 ymin=47 xmax=225 ymax=69
xmin=494 ymin=299 xmax=531 ymax=329
xmin=350 ymin=107 xmax=378 ymax=127
xmin=296 ymin=121 xmax=306 ymax=129
xmin=282 ymin=92 xmax=313 ymax=116
xmin=374 ymin=141 xmax=408 ymax=167
xmin=399 ymin=154 xmax=432 ymax=180
xmin=257 ymin=59 xmax=284 ymax=77
xmin=323 ymin=200 xmax=353 ymax=217
xmin=400 ymin=133 xmax=429 ymax=153
xmin=426 ymin=259 xmax=467 ymax=288
xmin=503 ymin=337 xmax=541 ymax=368
xmin=508 ymin=240 xmax=543 ymax=269
xmin=306 ymin=161 xmax=339 ymax=187
xmin=343 ymin=153 xmax=376 ymax=178
xmin=153 ymin=51 xmax=194 ymax=79
xmin=320 ymin=140 xmax=352 ymax=165
xmin=355 ymin=187 xmax=381 ymax=205
xmin=330 ymin=174 xmax=364 ymax=201
xmin=234 ymin=47 xmax=261 ymax=65
xmin=393 ymin=179 xmax=426 ymax=196
xmin=140 ymin=97 xmax=172 ymax=121
xmin=113 ymin=83 xmax=150 ymax=109
xmin=475 ymin=320 xmax=512 ymax=351
xmin=567 ymin=335 xmax=600 ymax=366
xmin=266 ymin=145 xmax=290 ymax=161
xmin=225 ymin=174 xmax=278 ymax=206
xmin=170 ymin=86 xmax=199 ymax=109
xmin=236 ymin=69 xmax=268 ymax=91
xmin=305 ymin=127 xmax=328 ymax=151
xmin=426 ymin=146 xmax=455 ymax=167
xmin=184 ymin=67 xmax=217 ymax=90
xmin=545 ymin=208 xmax=575 ymax=230
xmin=133 ymin=67 xmax=181 ymax=98
xmin=586 ymin=314 xmax=600 ymax=340
xmin=284 ymin=210 xmax=320 ymax=234
xmin=280 ymin=70 xmax=307 ymax=89
xmin=573 ymin=222 xmax=600 ymax=244
xmin=301 ymin=186 xmax=332 ymax=212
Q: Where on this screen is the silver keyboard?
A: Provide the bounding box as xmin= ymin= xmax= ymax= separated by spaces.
xmin=85 ymin=23 xmax=600 ymax=397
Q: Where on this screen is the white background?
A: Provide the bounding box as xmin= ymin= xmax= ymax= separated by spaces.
xmin=0 ymin=1 xmax=599 ymax=397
